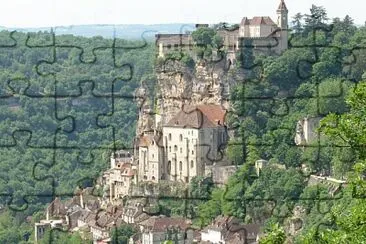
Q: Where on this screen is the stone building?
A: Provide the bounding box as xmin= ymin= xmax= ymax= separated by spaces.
xmin=34 ymin=219 xmax=64 ymax=243
xmin=137 ymin=104 xmax=227 ymax=184
xmin=163 ymin=104 xmax=227 ymax=182
xmin=138 ymin=216 xmax=193 ymax=244
xmin=156 ymin=0 xmax=289 ymax=58
xmin=200 ymin=216 xmax=261 ymax=244
xmin=103 ymin=151 xmax=137 ymax=202
xmin=138 ymin=132 xmax=165 ymax=183
xmin=294 ymin=117 xmax=322 ymax=146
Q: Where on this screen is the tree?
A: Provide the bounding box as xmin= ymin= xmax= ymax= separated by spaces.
xmin=292 ymin=13 xmax=303 ymax=33
xmin=304 ymin=5 xmax=329 ymax=34
xmin=110 ymin=224 xmax=137 ymax=244
xmin=191 ymin=27 xmax=223 ymax=60
xmin=259 ymin=222 xmax=286 ymax=244
xmin=301 ymin=81 xmax=366 ymax=242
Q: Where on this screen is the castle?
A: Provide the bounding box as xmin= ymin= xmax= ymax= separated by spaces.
xmin=156 ymin=0 xmax=289 ymax=59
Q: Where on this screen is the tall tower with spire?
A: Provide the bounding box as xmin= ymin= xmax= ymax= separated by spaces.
xmin=277 ymin=0 xmax=288 ymax=51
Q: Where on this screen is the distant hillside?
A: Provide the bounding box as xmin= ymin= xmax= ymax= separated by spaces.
xmin=0 ymin=24 xmax=196 ymax=40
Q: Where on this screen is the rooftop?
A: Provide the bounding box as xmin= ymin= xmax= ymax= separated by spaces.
xmin=165 ymin=104 xmax=226 ymax=129
xmin=277 ymin=0 xmax=288 ymax=12
xmin=139 ymin=216 xmax=190 ymax=232
xmin=241 ymin=16 xmax=277 ymax=26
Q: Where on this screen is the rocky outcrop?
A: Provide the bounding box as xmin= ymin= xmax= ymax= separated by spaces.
xmin=135 ymin=57 xmax=235 ymax=135
xmin=155 ymin=59 xmax=232 ymax=125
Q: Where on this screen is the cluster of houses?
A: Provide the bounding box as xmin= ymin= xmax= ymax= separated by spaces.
xmin=35 ymin=190 xmax=261 ymax=243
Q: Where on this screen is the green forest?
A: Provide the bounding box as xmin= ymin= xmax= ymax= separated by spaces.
xmin=0 ymin=31 xmax=155 ymax=242
xmin=0 ymin=4 xmax=366 ymax=244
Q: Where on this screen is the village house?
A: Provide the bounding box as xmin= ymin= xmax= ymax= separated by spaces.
xmin=200 ymin=216 xmax=261 ymax=244
xmin=138 ymin=216 xmax=193 ymax=244
xmin=103 ymin=150 xmax=137 ymax=202
xmin=34 ymin=219 xmax=63 ymax=243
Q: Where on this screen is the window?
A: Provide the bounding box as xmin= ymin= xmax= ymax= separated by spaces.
xmin=191 ymin=160 xmax=194 ymax=168
xmin=169 ymin=146 xmax=171 ymax=152
xmin=169 ymin=133 xmax=172 ymax=141
xmin=174 ymin=145 xmax=178 ymax=151
xmin=167 ymin=44 xmax=172 ymax=49
xmin=192 ymin=150 xmax=194 ymax=155
xmin=179 ymin=134 xmax=183 ymax=141
xmin=180 ymin=148 xmax=182 ymax=153
xmin=152 ymin=154 xmax=154 ymax=159
xmin=167 ymin=161 xmax=171 ymax=174
xmin=179 ymin=161 xmax=182 ymax=171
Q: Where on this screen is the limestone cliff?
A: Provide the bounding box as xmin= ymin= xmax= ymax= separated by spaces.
xmin=135 ymin=58 xmax=235 ymax=135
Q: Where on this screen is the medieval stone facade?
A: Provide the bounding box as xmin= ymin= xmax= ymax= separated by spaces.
xmin=137 ymin=104 xmax=228 ymax=184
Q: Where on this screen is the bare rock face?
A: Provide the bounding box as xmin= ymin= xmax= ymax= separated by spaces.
xmin=154 ymin=59 xmax=232 ymax=125
xmin=285 ymin=205 xmax=306 ymax=237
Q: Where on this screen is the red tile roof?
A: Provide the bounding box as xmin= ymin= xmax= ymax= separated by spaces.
xmin=140 ymin=216 xmax=190 ymax=232
xmin=165 ymin=104 xmax=226 ymax=128
xmin=251 ymin=17 xmax=276 ymax=26
xmin=197 ymin=104 xmax=226 ymax=125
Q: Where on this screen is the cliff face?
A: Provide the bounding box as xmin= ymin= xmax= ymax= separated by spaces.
xmin=135 ymin=58 xmax=234 ymax=136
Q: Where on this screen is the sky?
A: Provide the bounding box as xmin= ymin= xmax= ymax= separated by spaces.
xmin=1 ymin=0 xmax=364 ymax=28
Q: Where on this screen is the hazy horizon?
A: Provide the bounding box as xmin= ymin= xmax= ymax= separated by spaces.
xmin=2 ymin=0 xmax=365 ymax=29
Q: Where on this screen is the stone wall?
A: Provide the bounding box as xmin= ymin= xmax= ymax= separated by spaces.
xmin=205 ymin=165 xmax=237 ymax=185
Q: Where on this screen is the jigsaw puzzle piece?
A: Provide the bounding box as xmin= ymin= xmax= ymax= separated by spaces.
xmin=0 ymin=87 xmax=58 ymax=147
xmin=32 ymin=148 xmax=106 ymax=201
xmin=35 ymin=46 xmax=134 ymax=97
xmin=54 ymin=81 xmax=120 ymax=152
xmin=0 ymin=30 xmax=17 ymax=48
xmin=0 ymin=130 xmax=54 ymax=212
xmin=0 ymin=31 xmax=57 ymax=97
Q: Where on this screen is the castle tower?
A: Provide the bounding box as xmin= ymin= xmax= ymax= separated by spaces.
xmin=276 ymin=0 xmax=288 ymax=52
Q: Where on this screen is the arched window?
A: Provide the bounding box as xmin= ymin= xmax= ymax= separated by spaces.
xmin=169 ymin=133 xmax=172 ymax=141
xmin=167 ymin=161 xmax=171 ymax=174
xmin=152 ymin=176 xmax=156 ymax=181
xmin=179 ymin=134 xmax=183 ymax=141
xmin=190 ymin=160 xmax=194 ymax=168
xmin=179 ymin=161 xmax=182 ymax=171
xmin=174 ymin=145 xmax=178 ymax=151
